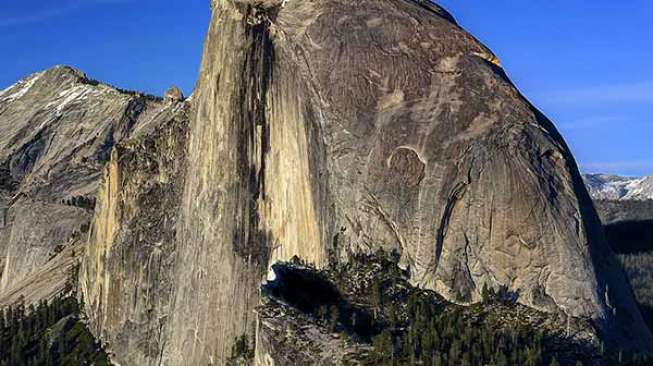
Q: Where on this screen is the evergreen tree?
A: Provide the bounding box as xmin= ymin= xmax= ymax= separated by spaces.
xmin=0 ymin=295 xmax=110 ymax=365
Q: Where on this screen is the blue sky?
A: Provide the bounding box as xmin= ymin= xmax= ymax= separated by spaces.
xmin=1 ymin=1 xmax=652 ymax=176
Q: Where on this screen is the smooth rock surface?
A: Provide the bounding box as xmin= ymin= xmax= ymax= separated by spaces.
xmin=165 ymin=1 xmax=652 ymax=361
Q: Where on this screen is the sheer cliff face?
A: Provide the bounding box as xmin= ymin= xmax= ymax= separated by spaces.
xmin=164 ymin=4 xmax=308 ymax=363
xmin=0 ymin=66 xmax=177 ymax=301
xmin=162 ymin=0 xmax=651 ymax=361
xmin=80 ymin=103 xmax=189 ymax=365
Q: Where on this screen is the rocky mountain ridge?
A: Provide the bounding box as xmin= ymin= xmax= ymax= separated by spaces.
xmin=0 ymin=65 xmax=187 ymax=305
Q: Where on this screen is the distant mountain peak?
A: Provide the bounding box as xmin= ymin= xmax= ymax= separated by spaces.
xmin=45 ymin=65 xmax=88 ymax=78
xmin=1 ymin=65 xmax=164 ymax=108
xmin=583 ymin=173 xmax=653 ymax=200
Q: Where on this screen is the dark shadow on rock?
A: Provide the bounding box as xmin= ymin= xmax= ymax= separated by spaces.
xmin=638 ymin=303 xmax=653 ymax=334
xmin=605 ymin=220 xmax=653 ymax=254
xmin=263 ymin=262 xmax=383 ymax=341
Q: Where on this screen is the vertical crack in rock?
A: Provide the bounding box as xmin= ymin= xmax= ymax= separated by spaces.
xmin=433 ymin=180 xmax=468 ymax=277
xmin=232 ymin=6 xmax=274 ymax=267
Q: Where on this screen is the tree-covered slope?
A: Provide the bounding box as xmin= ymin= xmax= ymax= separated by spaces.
xmin=253 ymin=253 xmax=652 ymax=366
xmin=0 ymin=296 xmax=110 ymax=366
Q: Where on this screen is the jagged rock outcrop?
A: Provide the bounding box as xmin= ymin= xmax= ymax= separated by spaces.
xmin=0 ymin=65 xmax=183 ymax=305
xmin=162 ymin=0 xmax=652 ymax=361
xmin=165 ymin=86 xmax=185 ymax=103
xmin=79 ymin=100 xmax=189 ymax=365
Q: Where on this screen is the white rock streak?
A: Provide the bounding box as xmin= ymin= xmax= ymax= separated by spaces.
xmin=0 ymin=71 xmax=44 ymax=102
xmin=54 ymin=85 xmax=97 ymax=115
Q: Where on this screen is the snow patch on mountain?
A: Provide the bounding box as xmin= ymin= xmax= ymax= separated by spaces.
xmin=0 ymin=71 xmax=45 ymax=102
xmin=53 ymin=84 xmax=101 ymax=115
xmin=583 ymin=174 xmax=653 ymax=200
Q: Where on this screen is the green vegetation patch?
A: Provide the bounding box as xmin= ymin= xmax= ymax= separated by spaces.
xmin=0 ymin=296 xmax=110 ymax=366
xmin=258 ymin=252 xmax=653 ymax=366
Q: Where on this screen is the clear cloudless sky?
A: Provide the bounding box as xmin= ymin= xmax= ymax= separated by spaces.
xmin=1 ymin=0 xmax=652 ymax=176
